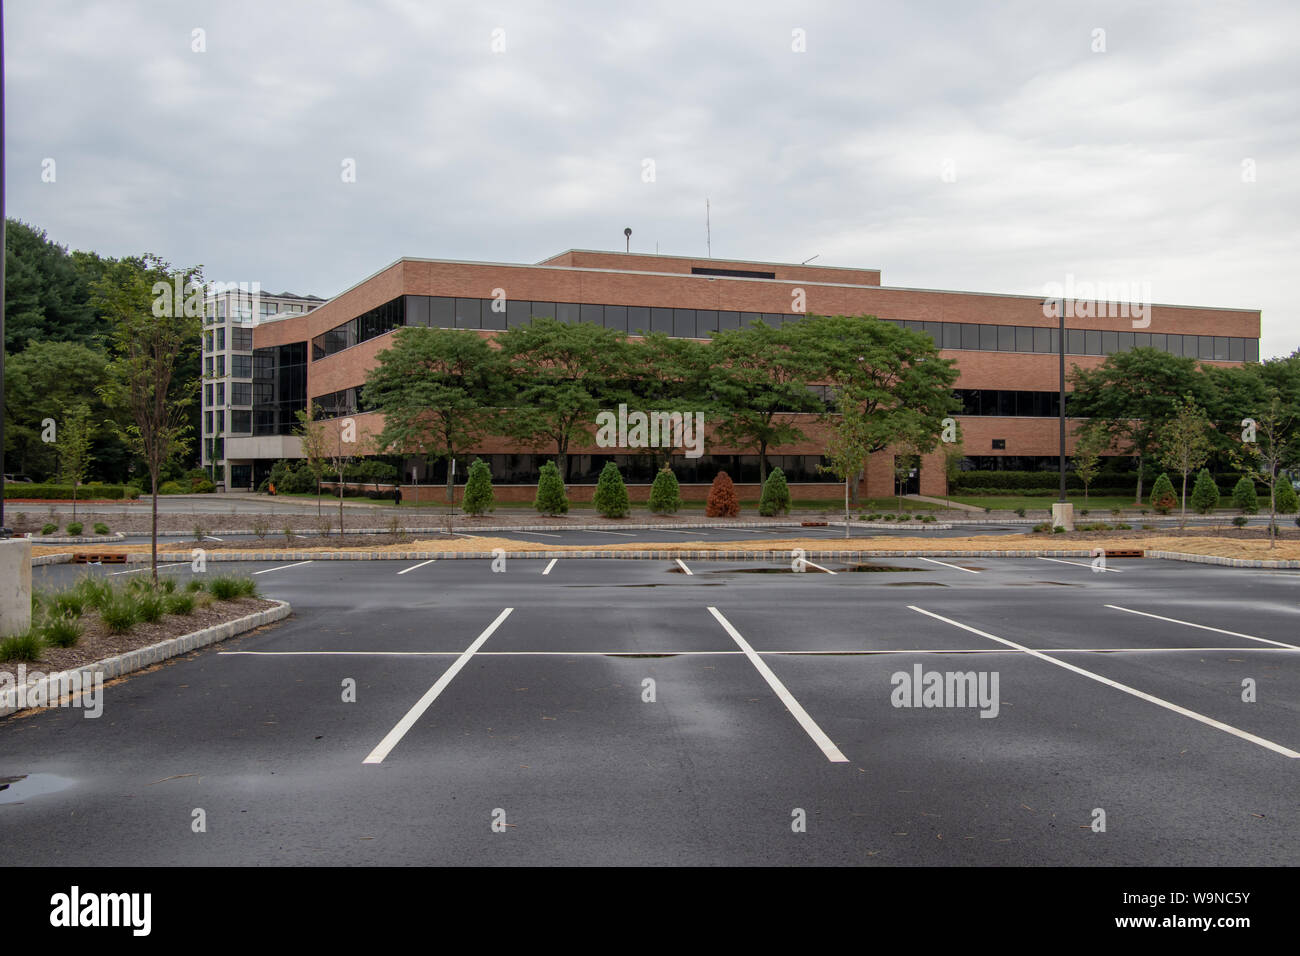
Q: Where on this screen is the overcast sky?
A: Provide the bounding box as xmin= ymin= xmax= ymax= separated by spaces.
xmin=7 ymin=0 xmax=1297 ymax=357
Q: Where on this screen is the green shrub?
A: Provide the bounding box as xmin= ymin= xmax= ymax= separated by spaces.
xmin=42 ymin=613 xmax=83 ymax=648
xmin=533 ymin=461 xmax=569 ymax=516
xmin=758 ymin=467 xmax=791 ymax=517
xmin=74 ymin=577 xmax=114 ymax=610
xmin=1149 ymin=473 xmax=1178 ymax=515
xmin=1014 ymin=508 xmax=1026 ymax=517
xmin=3 ymin=483 xmax=139 ymax=501
xmin=1031 ymin=521 xmax=1052 ymax=533
xmin=137 ymin=591 xmax=166 ymax=624
xmin=1116 ymin=522 xmax=1133 ymax=530
xmin=866 ymin=514 xmax=881 ymax=521
xmin=921 ymin=514 xmax=936 ymax=523
xmin=0 ymin=629 xmax=43 ymax=661
xmin=93 ymin=522 xmax=110 ymax=535
xmin=51 ymin=590 xmax=85 ymax=618
xmin=101 ymin=598 xmax=138 ymax=633
xmin=1052 ymin=525 xmax=1066 ymax=534
xmin=1274 ymin=481 xmax=1299 ymax=515
xmin=1142 ymin=523 xmax=1156 ymax=530
xmin=66 ymin=522 xmax=83 ymax=536
xmin=461 ymin=458 xmax=495 ymax=516
xmin=592 ymin=461 xmax=630 ymax=519
xmin=883 ymin=513 xmax=895 ymax=521
xmin=209 ymin=576 xmax=258 ymax=600
xmin=158 ymin=480 xmax=185 ymax=495
xmin=165 ymin=592 xmax=196 ymax=616
xmin=41 ymin=523 xmax=57 ymax=535
xmin=897 ymin=514 xmax=912 ymax=521
xmin=186 ymin=578 xmax=206 ymax=593
xmin=159 ymin=578 xmax=177 ymax=593
xmin=1190 ymin=468 xmax=1220 ymax=515
xmin=1231 ymin=476 xmax=1259 ymax=514
xmin=1232 ymin=515 xmax=1249 ymax=528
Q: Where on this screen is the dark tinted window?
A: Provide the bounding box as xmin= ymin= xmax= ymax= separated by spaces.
xmin=651 ymin=308 xmax=673 ymax=334
xmin=1102 ymin=331 xmax=1118 ymax=354
xmin=455 ymin=298 xmax=481 ymax=329
xmin=943 ymin=323 xmax=962 ymax=349
xmin=581 ymin=304 xmax=605 ymax=326
xmin=604 ymin=305 xmax=627 ymax=332
xmin=557 ymin=303 xmax=580 ymax=324
xmin=998 ymin=326 xmax=1015 ymax=351
xmin=1244 ymin=339 xmax=1259 ymax=362
xmin=1033 ymin=327 xmax=1052 ymax=353
xmin=506 ymin=300 xmax=531 ymax=328
xmin=1229 ymin=337 xmax=1244 ymax=362
xmin=1067 ymin=329 xmax=1085 ymax=354
xmin=628 ymin=306 xmax=651 ymax=334
xmin=406 ymin=295 xmax=430 ymax=327
xmin=1085 ymin=330 xmax=1102 ymax=354
xmin=961 ymin=324 xmax=979 ymax=350
xmin=718 ymin=310 xmax=739 ymax=332
xmin=674 ymin=309 xmax=696 ymax=338
xmin=1199 ymin=335 xmax=1214 ymax=360
xmin=429 ymin=296 xmax=454 ymax=328
xmin=1213 ymin=336 xmax=1229 ymax=361
xmin=530 ymin=301 xmax=557 ymax=320
xmin=695 ymin=311 xmax=718 ymax=336
xmin=1117 ymin=331 xmax=1134 ymax=352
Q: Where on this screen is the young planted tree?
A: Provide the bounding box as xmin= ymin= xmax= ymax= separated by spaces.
xmin=1190 ymin=468 xmax=1220 ymax=515
xmin=892 ymin=441 xmax=920 ymax=515
xmin=705 ymin=471 xmax=740 ymax=518
xmin=295 ymin=404 xmax=330 ymax=516
xmin=1234 ymin=394 xmax=1298 ymax=546
xmin=593 ymin=461 xmax=630 ymax=518
xmin=758 ymin=466 xmax=791 ymax=517
xmin=819 ymin=392 xmax=873 ymax=538
xmin=648 ymin=465 xmax=682 ymax=515
xmin=942 ymin=431 xmax=965 ymax=509
xmin=534 ymin=460 xmax=569 ymax=516
xmin=462 ymin=458 xmax=495 ymax=516
xmin=1071 ymin=421 xmax=1110 ymax=501
xmin=55 ymin=403 xmax=95 ymax=523
xmin=1157 ymin=397 xmax=1214 ymax=528
xmin=96 ymin=256 xmax=202 ymax=584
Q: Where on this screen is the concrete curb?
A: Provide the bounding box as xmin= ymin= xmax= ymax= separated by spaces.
xmin=0 ymin=599 xmax=292 ymax=719
xmin=1145 ymin=550 xmax=1300 ymax=570
xmin=32 ymin=553 xmax=75 ymax=566
xmin=21 ymin=532 xmax=127 ymax=544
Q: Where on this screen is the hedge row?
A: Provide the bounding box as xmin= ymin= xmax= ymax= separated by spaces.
xmin=953 ymin=471 xmax=1257 ymax=494
xmin=3 ymin=483 xmax=140 ymax=500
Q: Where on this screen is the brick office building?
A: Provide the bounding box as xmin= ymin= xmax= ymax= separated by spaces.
xmin=217 ymin=250 xmax=1261 ymax=501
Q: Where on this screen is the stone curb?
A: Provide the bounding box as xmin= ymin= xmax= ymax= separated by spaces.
xmin=0 ymin=599 xmax=292 ymax=719
xmin=19 ymin=533 xmax=127 ymax=544
xmin=1144 ymin=550 xmax=1300 ymax=570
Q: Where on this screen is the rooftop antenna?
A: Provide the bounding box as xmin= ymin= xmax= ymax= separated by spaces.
xmin=706 ymin=197 xmax=711 ymax=258
xmin=624 ymin=226 xmax=631 ymax=252
xmin=802 ymin=254 xmax=819 ymax=265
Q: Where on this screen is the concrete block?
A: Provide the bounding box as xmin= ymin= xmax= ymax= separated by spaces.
xmin=0 ymin=538 xmax=33 ymax=638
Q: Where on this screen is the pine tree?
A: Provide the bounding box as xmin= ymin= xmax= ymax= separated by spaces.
xmin=1231 ymin=475 xmax=1259 ymax=515
xmin=533 ymin=460 xmax=569 ymax=515
xmin=758 ymin=466 xmax=791 ymax=517
xmin=648 ymin=465 xmax=682 ymax=515
xmin=462 ymin=458 xmax=494 ymax=515
xmin=593 ymin=461 xmax=630 ymax=518
xmin=1274 ymin=480 xmax=1298 ymax=515
xmin=1190 ymin=468 xmax=1220 ymax=515
xmin=1149 ymin=473 xmax=1178 ymax=514
xmin=705 ymin=470 xmax=740 ymax=518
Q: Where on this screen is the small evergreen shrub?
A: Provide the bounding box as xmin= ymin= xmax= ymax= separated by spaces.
xmin=1190 ymin=468 xmax=1220 ymax=515
xmin=593 ymin=462 xmax=630 ymax=519
xmin=648 ymin=466 xmax=682 ymax=515
xmin=758 ymin=468 xmax=791 ymax=517
xmin=533 ymin=461 xmax=569 ymax=516
xmin=41 ymin=523 xmax=57 ymax=535
xmin=1149 ymin=473 xmax=1178 ymax=515
xmin=1231 ymin=476 xmax=1259 ymax=514
xmin=93 ymin=522 xmax=110 ymax=535
xmin=66 ymin=522 xmax=83 ymax=537
xmin=462 ymin=458 xmax=495 ymax=516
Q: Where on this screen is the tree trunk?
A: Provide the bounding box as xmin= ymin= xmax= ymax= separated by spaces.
xmin=1134 ymin=456 xmax=1145 ymax=505
xmin=445 ymin=461 xmax=455 ymax=504
xmin=759 ymin=442 xmax=768 ymax=485
xmin=338 ymin=471 xmax=344 ymax=534
xmin=150 ymin=471 xmax=159 ymax=587
xmin=72 ymin=484 xmax=78 ymax=523
xmin=844 ymin=474 xmax=850 ymax=538
xmin=1180 ymin=472 xmax=1188 ymax=529
xmin=316 ymin=480 xmax=321 ymax=517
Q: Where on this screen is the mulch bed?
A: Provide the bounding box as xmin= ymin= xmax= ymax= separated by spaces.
xmin=2 ymin=596 xmax=281 ymax=682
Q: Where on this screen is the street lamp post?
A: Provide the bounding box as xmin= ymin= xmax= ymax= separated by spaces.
xmin=1047 ymin=296 xmax=1074 ymax=531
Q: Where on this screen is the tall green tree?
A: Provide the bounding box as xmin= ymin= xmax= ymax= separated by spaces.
xmin=1235 ymin=393 xmax=1298 ymax=547
xmin=3 ymin=219 xmax=98 ymax=351
xmin=96 ymin=256 xmax=203 ymax=584
xmin=365 ymin=327 xmax=503 ymax=502
xmin=498 ymin=318 xmax=628 ymax=482
xmin=1157 ymin=397 xmax=1214 ymax=528
xmin=55 ymin=403 xmax=95 ymax=522
xmin=801 ymin=314 xmax=960 ymax=503
xmin=3 ymin=341 xmax=113 ymax=480
xmin=710 ymin=321 xmax=821 ymax=482
xmin=1068 ymin=348 xmax=1207 ymax=504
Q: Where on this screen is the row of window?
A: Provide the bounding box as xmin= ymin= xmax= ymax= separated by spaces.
xmin=955 ymin=389 xmax=1064 ymax=418
xmin=306 ymin=294 xmax=1261 ymax=363
xmin=204 ymin=410 xmax=253 ymax=436
xmin=252 ymin=343 xmax=307 ymax=436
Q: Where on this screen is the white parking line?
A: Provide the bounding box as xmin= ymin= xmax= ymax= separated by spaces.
xmin=675 ymin=558 xmax=693 ymax=575
xmin=1036 ymin=556 xmax=1122 ymax=572
xmin=223 ymin=646 xmax=1299 ymax=658
xmin=707 ymin=607 xmax=849 ymax=763
xmin=666 ymin=529 xmax=707 ymax=535
xmin=542 ymin=558 xmax=557 ymax=575
xmin=515 ymin=530 xmax=562 ymax=538
xmin=110 ymin=561 xmax=189 ymax=576
xmin=363 ymin=607 xmax=514 ymax=765
xmin=252 ymin=560 xmax=315 ymax=575
xmin=801 ymin=560 xmax=836 ymax=574
xmin=919 ymin=557 xmax=979 ymax=574
xmin=909 ymin=605 xmax=1300 ymax=759
xmin=397 ymin=559 xmax=437 ymax=575
xmin=1105 ymin=605 xmax=1300 ymax=650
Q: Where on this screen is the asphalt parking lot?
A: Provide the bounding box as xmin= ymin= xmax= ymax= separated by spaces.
xmin=5 ymin=554 xmax=1297 ymax=866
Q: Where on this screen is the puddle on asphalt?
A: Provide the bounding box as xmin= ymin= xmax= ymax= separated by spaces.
xmin=0 ymin=773 xmax=75 ymax=805
xmin=881 ymin=581 xmax=949 ymax=587
xmin=603 ymin=653 xmax=680 ymax=658
xmin=842 ymin=564 xmax=925 ymax=573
